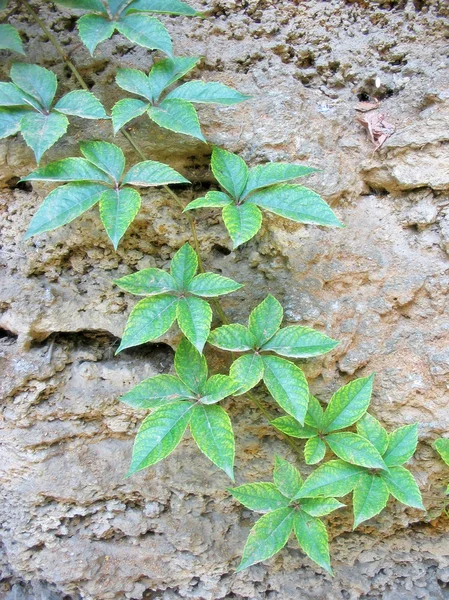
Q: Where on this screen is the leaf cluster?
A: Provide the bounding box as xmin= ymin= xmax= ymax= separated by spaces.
xmin=55 ymin=0 xmax=200 ymax=55
xmin=123 ymin=338 xmax=238 ymax=479
xmin=115 ymin=243 xmax=242 ymax=351
xmin=0 ymin=63 xmax=107 ymax=162
xmin=112 ymin=56 xmax=249 ymax=141
xmin=433 ymin=438 xmax=449 ymax=494
xmin=184 ymin=147 xmax=343 ymax=248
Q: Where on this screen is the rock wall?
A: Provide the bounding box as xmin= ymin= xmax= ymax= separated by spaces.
xmin=1 ymin=0 xmax=449 ymax=598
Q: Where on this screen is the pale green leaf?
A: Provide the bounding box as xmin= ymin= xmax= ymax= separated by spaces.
xmin=54 ymin=90 xmax=108 ymax=119
xmin=383 ymin=424 xmax=418 ymax=467
xmin=77 ymin=14 xmax=115 ymax=55
xmin=111 ymin=98 xmax=148 ymax=133
xmin=107 ymin=0 xmax=129 ymax=14
xmin=20 ymin=112 xmax=69 ymax=163
xmin=236 ymin=507 xmax=294 ymax=571
xmin=304 ymin=395 xmax=325 ymax=430
xmin=124 ymin=0 xmax=200 ymax=16
xmin=381 ymin=466 xmax=424 ymax=510
xmin=80 ymin=140 xmax=125 ymax=182
xmin=21 ymin=157 xmax=112 ymax=183
xmin=248 ymin=295 xmax=283 ymax=347
xmin=273 ymin=456 xmax=302 ymax=499
xmin=166 ymin=80 xmax=250 ymax=105
xmin=170 ymin=243 xmax=198 ymax=289
xmin=148 ymin=98 xmax=205 ymax=141
xmin=322 ymin=374 xmax=374 ymax=433
xmin=229 ymin=353 xmax=264 ymax=395
xmin=147 ymin=56 xmax=200 ymax=102
xmin=55 ymin=0 xmax=108 ymax=12
xmin=300 ymin=498 xmax=344 ymax=517
xmin=117 ymin=294 xmax=178 ymax=352
xmin=242 ymin=163 xmax=318 ymax=199
xmin=262 ymin=356 xmax=309 ymax=424
xmin=174 ymin=337 xmax=208 ymax=394
xmin=261 ymin=325 xmax=338 ymax=358
xmin=222 ymin=202 xmax=262 ymax=248
xmin=325 ymin=432 xmax=388 ymax=470
xmin=296 ymin=460 xmax=364 ymax=499
xmin=188 ymin=273 xmax=242 ymax=297
xmin=190 ymin=404 xmax=235 ymax=479
xmin=434 ymin=438 xmax=449 ymax=467
xmin=122 ymin=159 xmax=189 ymax=186
xmin=271 ymin=416 xmax=317 ymax=439
xmin=0 ymin=24 xmax=25 ymax=54
xmin=0 ymin=82 xmax=31 ymax=106
xmin=248 ymin=184 xmax=343 ymax=228
xmin=114 ymin=267 xmax=177 ymax=296
xmin=184 ymin=191 xmax=232 ymax=211
xmin=304 ymin=436 xmax=326 ymax=465
xmin=116 ymin=14 xmax=172 ymax=55
xmin=0 ymin=1 xmax=6 ymax=9
xmin=228 ymin=482 xmax=291 ymax=513
xmin=115 ymin=68 xmax=153 ymax=100
xmin=211 ymin=146 xmax=248 ymax=199
xmin=0 ymin=107 xmax=29 ymax=139
xmin=208 ymin=324 xmax=256 ymax=351
xmin=128 ymin=401 xmax=193 ymax=474
xmin=176 ymin=296 xmax=212 ymax=352
xmin=200 ymin=374 xmax=240 ymax=404
xmin=99 ymin=187 xmax=141 ymax=249
xmin=353 ymin=473 xmax=389 ymax=528
xmin=24 ymin=182 xmax=106 ymax=239
xmin=356 ymin=413 xmax=388 ymax=456
xmin=120 ymin=374 xmax=195 ymax=409
xmin=10 ymin=63 xmax=57 ymax=110
xmin=293 ymin=511 xmax=332 ymax=574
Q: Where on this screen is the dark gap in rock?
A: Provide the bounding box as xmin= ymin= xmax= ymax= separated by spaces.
xmin=365 ymin=185 xmax=390 ymax=197
xmin=212 ymin=244 xmax=232 ymax=256
xmin=119 ymin=341 xmax=174 ymax=370
xmin=357 ymin=91 xmax=371 ymax=101
xmin=6 ymin=176 xmax=32 ymax=192
xmin=438 ymin=579 xmax=449 ymax=589
xmin=0 ymin=327 xmax=18 ymax=340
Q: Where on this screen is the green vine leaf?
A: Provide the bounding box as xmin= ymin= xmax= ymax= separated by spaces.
xmin=273 ymin=455 xmax=302 ymax=499
xmin=53 ymin=90 xmax=108 ymax=119
xmin=99 ymin=187 xmax=141 ymax=249
xmin=300 ymin=498 xmax=344 ymax=518
xmin=304 ymin=436 xmax=326 ymax=465
xmin=0 ymin=23 xmax=25 ymax=54
xmin=222 ymin=202 xmax=262 ymax=248
xmin=111 ymin=98 xmax=150 ymax=133
xmin=208 ymin=324 xmax=256 ymax=351
xmin=80 ymin=140 xmax=125 ymax=182
xmin=261 ymin=325 xmax=338 ymax=358
xmin=176 ymin=296 xmax=212 ymax=352
xmin=188 ymin=273 xmax=243 ymax=297
xmin=124 ymin=0 xmax=201 ymax=16
xmin=271 ymin=416 xmax=317 ymax=440
xmin=122 ymin=160 xmax=189 ymax=186
xmin=229 ymin=353 xmax=264 ymax=395
xmin=356 ymin=413 xmax=389 ymax=456
xmin=147 ymin=56 xmax=201 ymax=102
xmin=20 ymin=111 xmax=69 ymax=163
xmin=228 ymin=483 xmax=291 ymax=513
xmin=262 ymin=355 xmax=309 ymax=425
xmin=166 ymin=80 xmax=250 ymax=105
xmin=148 ymin=98 xmax=206 ymax=141
xmin=293 ymin=511 xmax=332 ymax=574
xmin=383 ymin=424 xmax=418 ymax=467
xmin=248 ymin=295 xmax=283 ymax=347
xmin=211 ymin=146 xmax=248 ymax=200
xmin=321 ymin=375 xmax=374 ymax=433
xmin=325 ymin=432 xmax=388 ymax=470
xmin=174 ymin=337 xmax=208 ymax=393
xmin=0 ymin=107 xmax=29 ymax=138
xmin=170 ymin=242 xmax=198 ymax=289
xmin=184 ymin=190 xmax=233 ymax=211
xmin=120 ymin=374 xmax=195 ymax=409
xmin=200 ymin=374 xmax=240 ymax=404
xmin=296 ymin=460 xmax=364 ymax=499
xmin=115 ymin=13 xmax=173 ymax=55
xmin=10 ymin=63 xmax=57 ymax=110
xmin=77 ymin=14 xmax=116 ymax=55
xmin=21 ymin=157 xmax=111 ymax=183
xmin=114 ymin=268 xmax=177 ymax=296
xmin=242 ymin=163 xmax=318 ymax=198
xmin=380 ymin=466 xmax=424 ymax=510
xmin=353 ymin=473 xmax=389 ymax=528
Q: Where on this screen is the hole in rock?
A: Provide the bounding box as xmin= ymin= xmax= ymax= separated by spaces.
xmin=0 ymin=327 xmax=18 ymax=340
xmin=212 ymin=244 xmax=232 ymax=257
xmin=6 ymin=176 xmax=32 ymax=192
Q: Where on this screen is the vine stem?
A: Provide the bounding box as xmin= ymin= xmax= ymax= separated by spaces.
xmin=22 ymin=0 xmax=303 ymax=458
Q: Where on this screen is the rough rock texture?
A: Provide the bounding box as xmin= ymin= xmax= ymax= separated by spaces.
xmin=1 ymin=0 xmax=449 ymax=598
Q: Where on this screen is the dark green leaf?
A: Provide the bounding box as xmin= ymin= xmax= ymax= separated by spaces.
xmin=228 ymin=482 xmax=291 ymax=513
xmin=300 ymin=498 xmax=344 ymax=517
xmin=271 ymin=416 xmax=317 ymax=439
xmin=293 ymin=511 xmax=332 ymax=574
xmin=208 ymin=324 xmax=256 ymax=351
xmin=54 ymin=90 xmax=108 ymax=119
xmin=21 ymin=157 xmax=112 ymax=183
xmin=188 ymin=273 xmax=242 ymax=297
xmin=111 ymin=98 xmax=148 ymax=133
xmin=211 ymin=146 xmax=248 ymax=199
xmin=248 ymin=184 xmax=344 ymax=228
xmin=222 ymin=202 xmax=262 ymax=248
xmin=236 ymin=508 xmax=294 ymax=571
xmin=115 ymin=67 xmax=153 ymax=100
xmin=128 ymin=401 xmax=193 ymax=474
xmin=80 ymin=140 xmax=125 ymax=182
xmin=242 ymin=163 xmax=318 ymax=199
xmin=124 ymin=0 xmax=200 ymax=16
xmin=166 ymin=80 xmax=250 ymax=105
xmin=296 ymin=460 xmax=364 ymax=499
xmin=147 ymin=56 xmax=200 ymax=102
xmin=114 ymin=268 xmax=177 ymax=296
xmin=10 ymin=63 xmax=57 ymax=110
xmin=117 ymin=294 xmax=178 ymax=352
xmin=0 ymin=82 xmax=31 ymax=106
xmin=190 ymin=404 xmax=235 ymax=480
xmin=20 ymin=111 xmax=69 ymax=163
xmin=261 ymin=325 xmax=338 ymax=358
xmin=353 ymin=473 xmax=389 ymax=528
xmin=148 ymin=98 xmax=205 ymax=141
xmin=184 ymin=190 xmax=232 ymax=211
xmin=122 ymin=159 xmax=189 ymax=186
xmin=99 ymin=187 xmax=141 ymax=249
xmin=356 ymin=413 xmax=388 ymax=456
xmin=304 ymin=436 xmax=326 ymax=465
xmin=176 ymin=296 xmax=212 ymax=352
xmin=273 ymin=455 xmax=302 ymax=499
xmin=116 ymin=14 xmax=172 ymax=55
xmin=120 ymin=374 xmax=195 ymax=409
xmin=24 ymin=182 xmax=106 ymax=239
xmin=262 ymin=356 xmax=309 ymax=424
xmin=322 ymin=375 xmax=374 ymax=433
xmin=55 ymin=0 xmax=108 ymax=12
xmin=0 ymin=107 xmax=29 ymax=139
xmin=325 ymin=432 xmax=388 ymax=470
xmin=229 ymin=353 xmax=264 ymax=395
xmin=304 ymin=395 xmax=324 ymax=430
xmin=383 ymin=424 xmax=418 ymax=467
xmin=381 ymin=466 xmax=424 ymax=510
xmin=0 ymin=24 xmax=25 ymax=54
xmin=169 ymin=243 xmax=197 ymax=289
xmin=174 ymin=337 xmax=208 ymax=394
xmin=77 ymin=14 xmax=115 ymax=55
xmin=200 ymin=374 xmax=240 ymax=404
xmin=248 ymin=295 xmax=283 ymax=347
xmin=434 ymin=438 xmax=449 ymax=467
